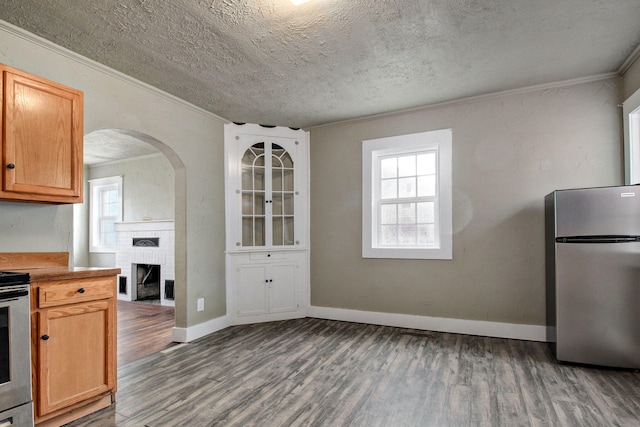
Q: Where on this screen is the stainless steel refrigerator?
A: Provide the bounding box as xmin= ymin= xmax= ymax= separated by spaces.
xmin=545 ymin=185 xmax=640 ymax=369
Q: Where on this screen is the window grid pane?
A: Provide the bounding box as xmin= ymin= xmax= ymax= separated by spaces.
xmin=378 ymin=149 xmax=438 ymax=248
xmin=94 ymin=184 xmax=120 ymax=249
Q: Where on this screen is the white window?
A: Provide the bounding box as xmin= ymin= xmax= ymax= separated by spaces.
xmin=363 ymin=129 xmax=452 ymax=259
xmin=89 ymin=176 xmax=123 ymax=253
xmin=624 ymin=87 xmax=640 ymax=184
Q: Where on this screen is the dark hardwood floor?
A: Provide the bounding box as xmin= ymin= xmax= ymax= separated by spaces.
xmin=117 ymin=300 xmax=176 ymax=365
xmin=67 ymin=317 xmax=640 ymax=427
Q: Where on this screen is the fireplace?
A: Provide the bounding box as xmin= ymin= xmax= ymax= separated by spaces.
xmin=136 ymin=264 xmax=160 ymax=301
xmin=115 ymin=220 xmax=175 ymax=306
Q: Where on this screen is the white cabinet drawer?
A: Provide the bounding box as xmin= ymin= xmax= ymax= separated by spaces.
xmin=249 ymin=252 xmax=289 ymax=261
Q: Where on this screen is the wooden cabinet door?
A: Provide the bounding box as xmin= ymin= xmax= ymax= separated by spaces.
xmin=36 ymin=300 xmax=115 ymax=416
xmin=1 ymin=65 xmax=83 ymax=203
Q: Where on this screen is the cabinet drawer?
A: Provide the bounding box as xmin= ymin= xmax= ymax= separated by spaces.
xmin=38 ymin=276 xmax=115 ymax=308
xmin=249 ymin=252 xmax=290 ymax=261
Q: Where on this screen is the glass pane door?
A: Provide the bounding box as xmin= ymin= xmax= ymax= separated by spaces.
xmin=240 ymin=140 xmax=296 ymax=248
xmin=271 ymin=144 xmax=294 ymax=246
xmin=241 ymin=143 xmax=266 ymax=247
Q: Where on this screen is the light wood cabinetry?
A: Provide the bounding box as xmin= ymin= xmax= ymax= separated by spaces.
xmin=30 ymin=271 xmax=118 ymax=426
xmin=0 ymin=253 xmax=119 ymax=426
xmin=33 ymin=276 xmax=116 ymax=420
xmin=30 ymin=269 xmax=118 ymax=426
xmin=36 ymin=301 xmax=114 ymax=416
xmin=225 ymin=124 xmax=309 ymax=324
xmin=0 ymin=64 xmax=83 ymax=204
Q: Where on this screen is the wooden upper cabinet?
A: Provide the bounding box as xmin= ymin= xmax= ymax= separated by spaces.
xmin=1 ymin=64 xmax=83 ymax=203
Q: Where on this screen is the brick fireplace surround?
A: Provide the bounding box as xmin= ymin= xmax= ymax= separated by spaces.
xmin=115 ymin=220 xmax=175 ymax=306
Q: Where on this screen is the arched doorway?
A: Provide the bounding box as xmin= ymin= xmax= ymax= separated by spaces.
xmin=76 ymin=128 xmax=186 ymax=363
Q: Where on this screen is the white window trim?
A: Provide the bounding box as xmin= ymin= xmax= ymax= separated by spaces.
xmin=362 ymin=129 xmax=452 ymax=260
xmin=89 ymin=175 xmax=123 ymax=253
xmin=624 ymin=87 xmax=640 ymax=185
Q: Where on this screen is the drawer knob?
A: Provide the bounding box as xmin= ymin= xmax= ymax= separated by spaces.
xmin=7 ymin=163 xmax=15 ymax=169
xmin=77 ymin=288 xmax=85 ymax=294
xmin=41 ymin=335 xmax=49 ymax=341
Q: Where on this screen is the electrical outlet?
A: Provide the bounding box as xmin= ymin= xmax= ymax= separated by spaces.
xmin=197 ymin=298 xmax=204 ymax=311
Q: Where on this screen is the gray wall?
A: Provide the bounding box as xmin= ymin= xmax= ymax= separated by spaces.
xmin=0 ymin=22 xmax=226 ymax=331
xmin=622 ymin=56 xmax=640 ymax=100
xmin=86 ymin=154 xmax=175 ymax=268
xmin=309 ymin=78 xmax=622 ymax=326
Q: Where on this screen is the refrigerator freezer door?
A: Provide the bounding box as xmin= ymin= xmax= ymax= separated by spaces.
xmin=555 ymin=241 xmax=640 ymax=368
xmin=555 ymin=186 xmax=640 ymax=237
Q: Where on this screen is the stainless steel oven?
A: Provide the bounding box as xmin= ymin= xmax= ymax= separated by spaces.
xmin=0 ymin=272 xmax=33 ymax=427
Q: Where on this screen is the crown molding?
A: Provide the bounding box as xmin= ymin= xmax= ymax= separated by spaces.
xmin=0 ymin=19 xmax=228 ymax=123
xmin=308 ymin=72 xmax=619 ymax=130
xmin=619 ymin=43 xmax=640 ymax=76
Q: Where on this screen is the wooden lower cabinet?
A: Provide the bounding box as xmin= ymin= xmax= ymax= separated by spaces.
xmin=31 ymin=274 xmax=117 ymax=426
xmin=37 ymin=300 xmax=115 ymax=415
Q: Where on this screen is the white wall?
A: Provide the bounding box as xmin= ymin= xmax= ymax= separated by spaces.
xmin=309 ymin=77 xmax=622 ymax=331
xmin=0 ymin=21 xmax=227 ymax=334
xmin=86 ymin=154 xmax=175 ymax=268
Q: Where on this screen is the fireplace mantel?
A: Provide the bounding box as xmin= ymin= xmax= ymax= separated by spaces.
xmin=115 ymin=220 xmax=174 ymax=232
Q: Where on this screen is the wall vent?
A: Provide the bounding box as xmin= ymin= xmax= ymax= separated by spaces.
xmin=132 ymin=237 xmax=160 ymax=247
xmin=165 ymin=280 xmax=175 ymax=300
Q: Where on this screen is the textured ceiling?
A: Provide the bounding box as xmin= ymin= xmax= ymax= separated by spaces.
xmin=84 ymin=129 xmax=161 ymax=165
xmin=1 ymin=0 xmax=640 ymax=130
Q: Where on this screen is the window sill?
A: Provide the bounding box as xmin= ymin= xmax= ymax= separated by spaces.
xmin=89 ymin=248 xmax=116 ymax=254
xmin=363 ymin=246 xmax=452 ymax=260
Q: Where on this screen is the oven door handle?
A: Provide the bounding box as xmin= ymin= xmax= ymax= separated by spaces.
xmin=0 ymin=289 xmax=28 ymax=301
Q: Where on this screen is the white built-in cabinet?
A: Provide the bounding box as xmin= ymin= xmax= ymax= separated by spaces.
xmin=224 ymin=123 xmax=309 ymax=324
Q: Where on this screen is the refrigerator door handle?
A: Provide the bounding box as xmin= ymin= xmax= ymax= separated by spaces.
xmin=556 ymin=235 xmax=640 ymax=243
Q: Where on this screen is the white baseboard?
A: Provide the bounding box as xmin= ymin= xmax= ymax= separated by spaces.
xmin=172 ymin=314 xmax=232 ymax=343
xmin=231 ymin=310 xmax=307 ymax=326
xmin=307 ymin=306 xmax=547 ymax=342
xmin=171 ymin=307 xmax=547 ymax=343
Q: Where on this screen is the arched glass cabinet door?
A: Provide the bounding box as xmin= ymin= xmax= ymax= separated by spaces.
xmin=241 ymin=143 xmax=266 ymax=246
xmin=271 ymin=144 xmax=295 ymax=246
xmin=241 ymin=142 xmax=295 ymax=248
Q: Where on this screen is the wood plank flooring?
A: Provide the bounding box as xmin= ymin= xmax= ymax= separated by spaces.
xmin=117 ymin=300 xmax=176 ymax=365
xmin=67 ymin=318 xmax=640 ymax=427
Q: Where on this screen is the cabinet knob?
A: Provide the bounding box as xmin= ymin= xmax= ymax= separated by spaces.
xmin=7 ymin=163 xmax=15 ymax=169
xmin=41 ymin=334 xmax=49 ymax=341
xmin=77 ymin=288 xmax=85 ymax=294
